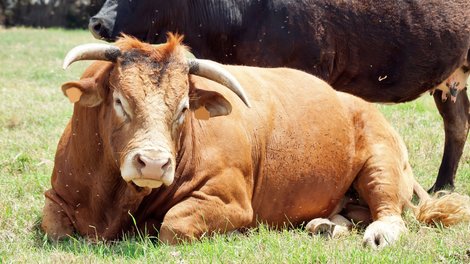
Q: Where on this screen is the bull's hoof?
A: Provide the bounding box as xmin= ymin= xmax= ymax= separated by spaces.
xmin=362 ymin=217 xmax=405 ymax=249
xmin=428 ymin=183 xmax=454 ymax=193
xmin=305 ymin=218 xmax=335 ymax=238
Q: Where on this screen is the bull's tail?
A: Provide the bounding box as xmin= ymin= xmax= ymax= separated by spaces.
xmin=408 ymin=179 xmax=470 ymax=226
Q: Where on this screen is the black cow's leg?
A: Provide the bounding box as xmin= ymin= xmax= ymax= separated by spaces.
xmin=430 ymin=90 xmax=470 ymax=192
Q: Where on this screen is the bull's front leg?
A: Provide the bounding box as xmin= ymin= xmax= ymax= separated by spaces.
xmin=158 ymin=170 xmax=253 ymax=244
xmin=431 ymin=90 xmax=470 ymax=191
xmin=41 ymin=197 xmax=75 ymax=240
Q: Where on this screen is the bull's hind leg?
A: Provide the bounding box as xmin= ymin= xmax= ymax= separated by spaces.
xmin=306 ymin=198 xmax=371 ymax=238
xmin=353 ymin=144 xmax=415 ymax=249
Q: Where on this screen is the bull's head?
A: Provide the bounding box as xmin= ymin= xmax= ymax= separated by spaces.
xmin=61 ymin=34 xmax=250 ymax=192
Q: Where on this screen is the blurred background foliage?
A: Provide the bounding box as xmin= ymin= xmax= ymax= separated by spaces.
xmin=0 ymin=0 xmax=104 ymax=28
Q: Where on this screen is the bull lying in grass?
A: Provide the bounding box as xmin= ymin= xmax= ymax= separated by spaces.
xmin=41 ymin=34 xmax=470 ymax=248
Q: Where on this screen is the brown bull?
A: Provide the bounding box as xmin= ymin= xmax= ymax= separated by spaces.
xmin=42 ymin=35 xmax=470 ymax=248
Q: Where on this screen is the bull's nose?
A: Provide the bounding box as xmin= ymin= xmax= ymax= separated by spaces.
xmin=133 ymin=154 xmax=171 ymax=180
xmin=89 ymin=17 xmax=110 ymax=40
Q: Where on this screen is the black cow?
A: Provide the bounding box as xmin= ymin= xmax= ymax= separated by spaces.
xmin=89 ymin=0 xmax=470 ymax=191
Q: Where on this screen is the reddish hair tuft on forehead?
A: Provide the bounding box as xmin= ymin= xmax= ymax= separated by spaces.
xmin=115 ymin=33 xmax=187 ymax=61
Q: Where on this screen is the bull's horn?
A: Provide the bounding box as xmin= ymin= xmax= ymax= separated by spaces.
xmin=188 ymin=59 xmax=251 ymax=108
xmin=62 ymin=43 xmax=122 ymax=70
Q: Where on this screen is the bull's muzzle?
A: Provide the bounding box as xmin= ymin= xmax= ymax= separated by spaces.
xmin=121 ymin=151 xmax=174 ymax=189
xmin=134 ymin=153 xmax=171 ymax=181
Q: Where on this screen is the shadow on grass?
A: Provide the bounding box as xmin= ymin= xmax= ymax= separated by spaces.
xmin=32 ymin=217 xmax=370 ymax=262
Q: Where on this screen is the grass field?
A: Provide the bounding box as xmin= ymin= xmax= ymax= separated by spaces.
xmin=1 ymin=27 xmax=470 ymax=263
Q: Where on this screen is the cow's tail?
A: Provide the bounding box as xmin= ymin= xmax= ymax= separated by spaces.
xmin=408 ymin=179 xmax=470 ymax=226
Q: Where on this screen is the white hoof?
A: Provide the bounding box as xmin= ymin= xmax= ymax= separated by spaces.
xmin=306 ymin=218 xmax=335 ymax=238
xmin=329 ymin=214 xmax=352 ymax=237
xmin=362 ymin=216 xmax=405 ymax=249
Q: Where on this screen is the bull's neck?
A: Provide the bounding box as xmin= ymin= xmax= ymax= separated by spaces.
xmin=52 ymin=104 xmax=144 ymax=239
xmin=68 ymin=104 xmax=121 ymax=188
xmin=76 ymin=104 xmax=146 ymax=198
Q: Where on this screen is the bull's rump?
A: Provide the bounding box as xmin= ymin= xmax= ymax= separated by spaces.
xmin=189 ymin=66 xmax=359 ymax=227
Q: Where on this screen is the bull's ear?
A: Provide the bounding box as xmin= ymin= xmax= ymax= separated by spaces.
xmin=61 ymin=61 xmax=113 ymax=107
xmin=190 ymin=89 xmax=232 ymax=117
xmin=62 ymin=78 xmax=103 ymax=106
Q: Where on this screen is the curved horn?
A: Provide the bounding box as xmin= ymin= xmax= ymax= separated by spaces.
xmin=62 ymin=43 xmax=122 ymax=70
xmin=188 ymin=59 xmax=251 ymax=108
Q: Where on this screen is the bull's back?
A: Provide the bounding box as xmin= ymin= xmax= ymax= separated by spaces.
xmin=237 ymin=0 xmax=470 ymax=103
xmin=196 ymin=66 xmax=359 ymax=226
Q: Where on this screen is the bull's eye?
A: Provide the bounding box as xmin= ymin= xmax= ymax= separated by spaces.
xmin=176 ymin=107 xmax=188 ymax=124
xmin=174 ymin=99 xmax=189 ymax=127
xmin=113 ymin=94 xmax=129 ymax=120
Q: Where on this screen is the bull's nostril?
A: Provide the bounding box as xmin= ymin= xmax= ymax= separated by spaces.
xmin=162 ymin=159 xmax=171 ymax=171
xmin=93 ymin=23 xmax=102 ymax=34
xmin=89 ymin=18 xmax=106 ymax=39
xmin=134 ymin=154 xmax=146 ymax=169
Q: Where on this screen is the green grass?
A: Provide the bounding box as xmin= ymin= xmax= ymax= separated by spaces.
xmin=1 ymin=27 xmax=470 ymax=263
